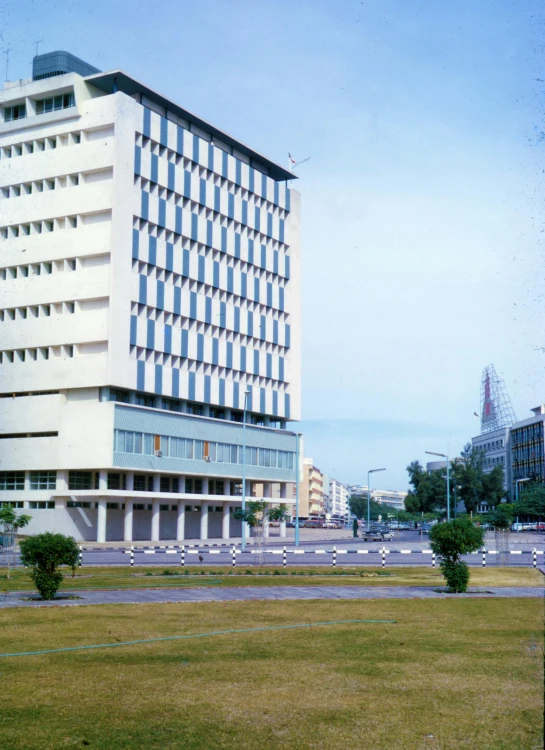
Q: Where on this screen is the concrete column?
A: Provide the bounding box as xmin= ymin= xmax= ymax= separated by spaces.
xmin=97 ymin=498 xmax=107 ymax=543
xmin=280 ymin=483 xmax=287 ymax=499
xmin=200 ymin=502 xmax=209 ymax=540
xmin=178 ymin=476 xmax=186 ymax=493
xmin=224 ymin=480 xmax=230 ymax=497
xmin=56 ymin=470 xmax=68 ymax=491
xmin=263 ymin=503 xmax=270 ymax=538
xmin=153 ymin=474 xmax=161 ymax=493
xmin=24 ymin=471 xmax=31 ymax=492
xmin=126 ymin=472 xmax=134 ymax=492
xmin=151 ymin=500 xmax=160 ymax=542
xmin=176 ymin=502 xmax=185 ymax=541
xmin=222 ymin=503 xmax=230 ymax=540
xmin=280 ymin=520 xmax=287 ymax=537
xmin=124 ymin=501 xmax=133 ymax=542
xmin=99 ymin=470 xmax=108 ymax=491
xmin=201 ymin=478 xmax=209 ymax=495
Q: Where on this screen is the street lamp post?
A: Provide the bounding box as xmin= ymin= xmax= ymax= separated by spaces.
xmin=241 ymin=389 xmax=251 ymax=552
xmin=295 ymin=433 xmax=301 ymax=547
xmin=426 ymin=451 xmax=450 ymax=521
xmin=515 ymin=477 xmax=530 ymax=504
xmin=367 ymin=468 xmax=386 ymax=531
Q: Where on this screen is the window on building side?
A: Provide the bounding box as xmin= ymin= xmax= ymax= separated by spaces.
xmin=35 ymin=92 xmax=75 ymax=115
xmin=4 ymin=104 xmax=26 ymax=122
xmin=68 ymin=471 xmax=95 ymax=490
xmin=0 ymin=471 xmax=25 ymax=490
xmin=30 ymin=471 xmax=56 ymax=490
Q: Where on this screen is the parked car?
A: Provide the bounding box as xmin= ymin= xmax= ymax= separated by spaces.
xmin=360 ymin=529 xmax=394 ymax=541
xmin=511 ymin=523 xmax=524 ymax=532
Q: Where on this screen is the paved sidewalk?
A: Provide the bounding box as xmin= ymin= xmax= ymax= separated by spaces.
xmin=1 ymin=584 xmax=542 ymax=609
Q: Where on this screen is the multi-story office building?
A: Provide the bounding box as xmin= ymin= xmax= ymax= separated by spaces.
xmin=471 ymin=427 xmax=510 ymax=494
xmin=328 ymin=478 xmax=350 ymax=520
xmin=0 ymin=51 xmax=301 ymax=542
xmin=347 ymin=485 xmax=407 ymax=513
xmin=299 ymin=459 xmax=325 ymax=519
xmin=510 ymin=405 xmax=545 ymax=497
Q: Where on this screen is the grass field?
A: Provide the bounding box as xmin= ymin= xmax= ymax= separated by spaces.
xmin=0 ymin=597 xmax=543 ymax=749
xmin=0 ymin=565 xmax=542 ymax=593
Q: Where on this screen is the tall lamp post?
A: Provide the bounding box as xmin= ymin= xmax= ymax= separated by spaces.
xmin=295 ymin=432 xmax=301 ymax=546
xmin=426 ymin=450 xmax=450 ymax=521
xmin=515 ymin=477 xmax=530 ymax=504
xmin=367 ymin=468 xmax=386 ymax=531
xmin=241 ymin=389 xmax=251 ymax=552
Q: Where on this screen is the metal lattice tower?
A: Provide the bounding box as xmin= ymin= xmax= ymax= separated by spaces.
xmin=480 ymin=365 xmax=517 ymax=434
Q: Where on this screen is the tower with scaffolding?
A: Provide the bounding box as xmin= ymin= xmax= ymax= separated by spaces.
xmin=472 ymin=365 xmax=516 ymax=498
xmin=473 ymin=366 xmax=517 ymax=563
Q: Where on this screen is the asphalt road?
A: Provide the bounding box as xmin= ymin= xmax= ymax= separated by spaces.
xmin=68 ymin=546 xmax=541 ymax=568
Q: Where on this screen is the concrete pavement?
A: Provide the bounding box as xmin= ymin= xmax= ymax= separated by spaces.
xmin=1 ymin=584 xmax=542 ymax=609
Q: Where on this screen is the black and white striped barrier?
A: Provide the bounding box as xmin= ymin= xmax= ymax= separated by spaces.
xmin=232 ymin=546 xmax=236 ymax=568
xmin=118 ymin=547 xmax=544 ymax=565
xmin=78 ymin=545 xmax=83 ymax=567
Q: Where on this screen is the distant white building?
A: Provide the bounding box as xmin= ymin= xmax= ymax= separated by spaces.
xmin=328 ymin=478 xmax=350 ymax=520
xmin=347 ymin=485 xmax=407 ymax=513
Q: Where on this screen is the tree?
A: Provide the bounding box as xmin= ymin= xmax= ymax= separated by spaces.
xmin=451 ymin=444 xmax=506 ymax=514
xmin=517 ymin=483 xmax=545 ymax=518
xmin=428 ymin=519 xmax=485 ymax=593
xmin=19 ymin=533 xmax=79 ymax=600
xmin=405 ymin=461 xmax=447 ymax=514
xmin=0 ymin=504 xmax=31 ymax=579
xmin=348 ymin=495 xmax=386 ymax=522
xmin=487 ymin=503 xmax=515 ymax=530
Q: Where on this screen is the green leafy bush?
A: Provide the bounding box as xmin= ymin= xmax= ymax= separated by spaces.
xmin=429 ymin=519 xmax=485 ymax=593
xmin=19 ymin=533 xmax=79 ymax=600
xmin=440 ymin=560 xmax=470 ymax=593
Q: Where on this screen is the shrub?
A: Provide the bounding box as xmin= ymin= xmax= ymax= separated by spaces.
xmin=440 ymin=559 xmax=470 ymax=593
xmin=429 ymin=519 xmax=485 ymax=593
xmin=19 ymin=533 xmax=79 ymax=600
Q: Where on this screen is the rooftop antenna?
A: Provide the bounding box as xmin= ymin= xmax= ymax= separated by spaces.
xmin=479 ymin=364 xmax=517 ymax=434
xmin=4 ymin=47 xmax=13 ymax=83
xmin=34 ymin=39 xmax=44 ymax=56
xmin=288 ymin=150 xmax=311 ymax=174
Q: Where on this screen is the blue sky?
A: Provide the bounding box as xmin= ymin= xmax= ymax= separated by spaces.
xmin=3 ymin=0 xmax=543 ymax=489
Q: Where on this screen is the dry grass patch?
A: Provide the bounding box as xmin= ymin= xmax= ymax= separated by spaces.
xmin=0 ymin=597 xmax=543 ymax=749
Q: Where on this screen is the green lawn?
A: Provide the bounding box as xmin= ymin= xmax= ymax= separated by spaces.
xmin=0 ymin=598 xmax=542 ymax=749
xmin=0 ymin=565 xmax=541 ymax=593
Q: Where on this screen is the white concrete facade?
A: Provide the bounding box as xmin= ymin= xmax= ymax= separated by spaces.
xmin=0 ymin=55 xmax=300 ymax=541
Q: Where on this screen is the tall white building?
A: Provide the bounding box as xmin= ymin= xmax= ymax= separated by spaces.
xmin=328 ymin=478 xmax=349 ymax=520
xmin=0 ymin=51 xmax=301 ymax=543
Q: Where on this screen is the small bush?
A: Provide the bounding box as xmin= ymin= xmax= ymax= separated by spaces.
xmin=31 ymin=570 xmax=63 ymax=600
xmin=145 ymin=571 xmax=153 ymax=576
xmin=273 ymin=570 xmax=281 ymax=575
xmin=162 ymin=569 xmax=174 ymax=576
xmin=245 ymin=570 xmax=253 ymax=575
xmin=441 ymin=560 xmax=470 ymax=593
xmin=183 ymin=569 xmax=189 ymax=575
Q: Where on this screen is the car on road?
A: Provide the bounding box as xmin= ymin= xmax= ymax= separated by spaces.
xmin=360 ymin=529 xmax=394 ymax=541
